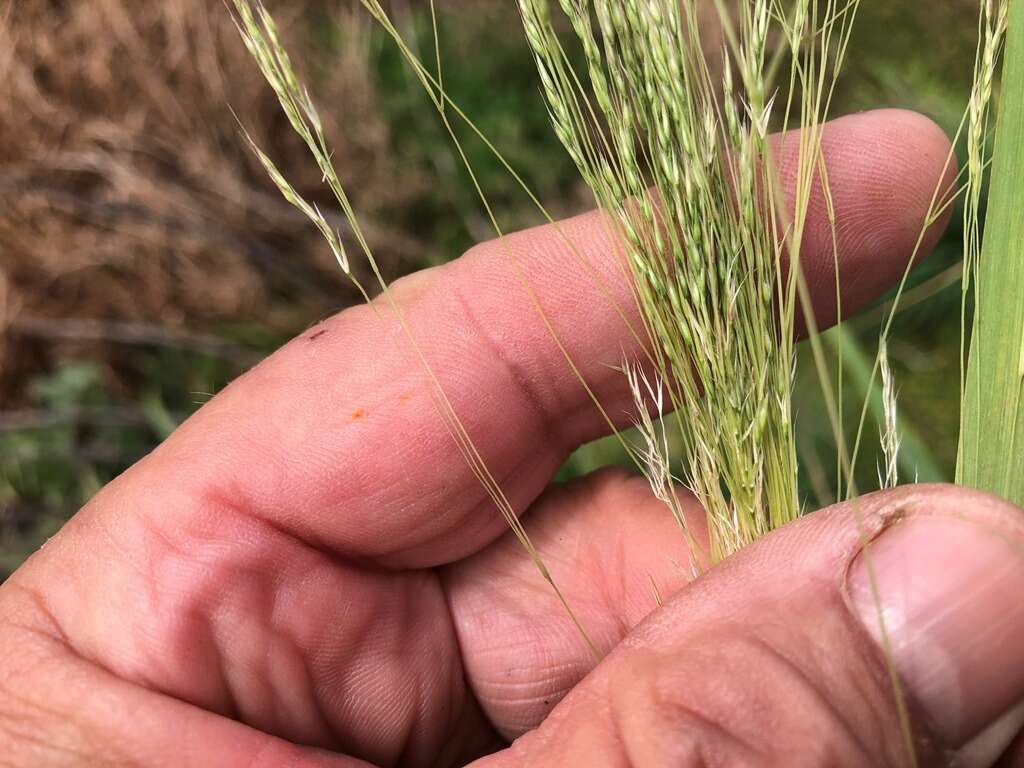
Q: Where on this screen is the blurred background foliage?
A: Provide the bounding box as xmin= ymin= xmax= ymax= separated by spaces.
xmin=0 ymin=0 xmax=985 ymax=576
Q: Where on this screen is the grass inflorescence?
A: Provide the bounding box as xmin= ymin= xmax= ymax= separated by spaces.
xmin=517 ymin=0 xmax=860 ymax=560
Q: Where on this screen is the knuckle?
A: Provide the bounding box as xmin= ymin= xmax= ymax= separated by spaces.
xmin=608 ymin=628 xmax=923 ymax=768
xmin=869 ymin=482 xmax=1022 ymax=517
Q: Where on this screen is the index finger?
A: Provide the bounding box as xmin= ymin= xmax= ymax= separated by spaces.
xmin=113 ymin=108 xmax=955 ymax=568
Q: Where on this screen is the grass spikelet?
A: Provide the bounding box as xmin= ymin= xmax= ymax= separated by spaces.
xmin=242 ymin=133 xmax=353 ymax=279
xmin=878 ymin=340 xmax=900 ymax=489
xmin=625 ymin=360 xmax=699 ymax=559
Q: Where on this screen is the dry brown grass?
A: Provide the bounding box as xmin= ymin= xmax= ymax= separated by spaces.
xmin=0 ymin=0 xmax=425 ymax=403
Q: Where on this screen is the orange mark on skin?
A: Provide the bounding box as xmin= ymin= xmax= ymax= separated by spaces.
xmin=351 ymin=409 xmax=367 ymax=421
xmin=398 ymin=393 xmax=413 ymax=403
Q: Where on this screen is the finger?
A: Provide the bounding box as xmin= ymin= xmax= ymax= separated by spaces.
xmin=110 ymin=109 xmax=954 ymax=570
xmin=444 ymin=468 xmax=706 ymax=739
xmin=4 ymin=507 xmax=496 ymax=767
xmin=0 ymin=612 xmax=370 ymax=768
xmin=468 ymin=486 xmax=1024 ymax=768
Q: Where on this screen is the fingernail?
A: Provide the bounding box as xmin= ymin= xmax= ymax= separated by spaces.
xmin=848 ymin=515 xmax=1024 ymax=748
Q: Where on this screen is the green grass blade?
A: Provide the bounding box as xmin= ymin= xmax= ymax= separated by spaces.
xmin=960 ymin=0 xmax=1024 ymax=505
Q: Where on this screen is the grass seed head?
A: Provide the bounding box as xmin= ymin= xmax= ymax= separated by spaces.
xmin=520 ymin=0 xmax=860 ymax=560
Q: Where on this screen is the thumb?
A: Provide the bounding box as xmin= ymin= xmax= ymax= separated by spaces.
xmin=472 ymin=485 xmax=1024 ymax=768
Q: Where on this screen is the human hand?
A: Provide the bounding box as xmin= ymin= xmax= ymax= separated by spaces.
xmin=2 ymin=109 xmax=1023 ymax=767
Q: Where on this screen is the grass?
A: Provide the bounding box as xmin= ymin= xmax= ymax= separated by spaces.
xmin=514 ymin=0 xmax=864 ymax=561
xmin=232 ymin=0 xmax=869 ymax=570
xmin=959 ymin=0 xmax=1024 ymax=506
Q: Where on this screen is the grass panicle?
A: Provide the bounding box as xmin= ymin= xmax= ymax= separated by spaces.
xmin=517 ymin=0 xmax=860 ymax=561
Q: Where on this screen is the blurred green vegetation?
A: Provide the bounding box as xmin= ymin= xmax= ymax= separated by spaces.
xmin=1 ymin=1 xmax=985 ymax=576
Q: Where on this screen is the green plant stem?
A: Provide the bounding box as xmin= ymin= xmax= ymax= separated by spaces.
xmin=959 ymin=0 xmax=1024 ymax=505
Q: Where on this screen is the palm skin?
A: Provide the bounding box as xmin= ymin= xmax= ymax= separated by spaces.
xmin=7 ymin=109 xmax=1016 ymax=768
